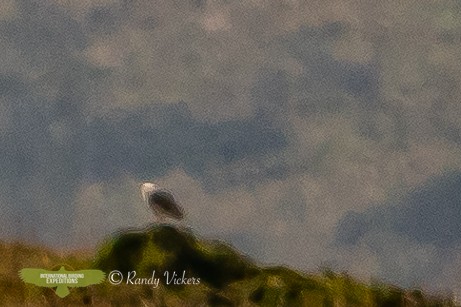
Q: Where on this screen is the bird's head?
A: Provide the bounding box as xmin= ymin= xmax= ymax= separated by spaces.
xmin=140 ymin=182 xmax=159 ymax=203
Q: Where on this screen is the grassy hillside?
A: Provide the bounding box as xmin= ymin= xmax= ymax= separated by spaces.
xmin=0 ymin=225 xmax=456 ymax=306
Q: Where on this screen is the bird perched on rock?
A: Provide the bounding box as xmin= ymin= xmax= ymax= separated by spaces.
xmin=140 ymin=182 xmax=184 ymax=222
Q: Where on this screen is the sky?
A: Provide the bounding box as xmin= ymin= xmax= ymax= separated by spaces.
xmin=1 ymin=0 xmax=461 ymax=296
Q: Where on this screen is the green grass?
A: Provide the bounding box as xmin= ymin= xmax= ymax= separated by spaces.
xmin=0 ymin=226 xmax=456 ymax=306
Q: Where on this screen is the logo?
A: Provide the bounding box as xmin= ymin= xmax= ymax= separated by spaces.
xmin=19 ymin=266 xmax=105 ymax=298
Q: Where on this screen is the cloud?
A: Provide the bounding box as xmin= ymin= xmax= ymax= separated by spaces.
xmin=71 ymin=176 xmax=150 ymax=249
xmin=82 ymin=102 xmax=288 ymax=183
xmin=392 ymin=172 xmax=461 ymax=248
xmin=336 ymin=172 xmax=461 ymax=248
xmin=334 ymin=172 xmax=461 ymax=289
xmin=2 ymin=0 xmax=461 ymax=295
xmin=150 ymin=169 xmax=323 ymax=268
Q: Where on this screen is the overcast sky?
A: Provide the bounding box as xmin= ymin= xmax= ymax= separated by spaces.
xmin=1 ymin=0 xmax=461 ymax=296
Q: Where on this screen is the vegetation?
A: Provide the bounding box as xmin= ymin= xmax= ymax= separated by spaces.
xmin=0 ymin=226 xmax=455 ymax=306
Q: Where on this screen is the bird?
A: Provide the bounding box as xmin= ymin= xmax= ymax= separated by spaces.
xmin=140 ymin=182 xmax=184 ymax=222
xmin=19 ymin=267 xmax=105 ymax=298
